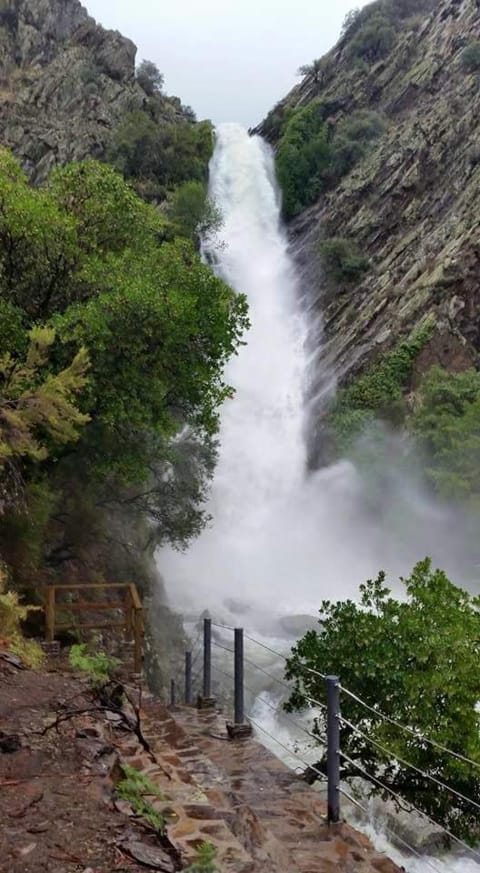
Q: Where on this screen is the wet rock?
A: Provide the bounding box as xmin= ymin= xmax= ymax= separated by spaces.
xmin=122 ymin=839 xmax=176 ymax=871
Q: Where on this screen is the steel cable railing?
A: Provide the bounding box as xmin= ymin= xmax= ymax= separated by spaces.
xmin=171 ymin=614 xmax=480 ymax=854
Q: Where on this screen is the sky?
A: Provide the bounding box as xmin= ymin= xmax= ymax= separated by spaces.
xmin=86 ymin=0 xmax=367 ymax=127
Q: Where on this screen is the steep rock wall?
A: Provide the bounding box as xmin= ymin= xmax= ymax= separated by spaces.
xmin=0 ymin=0 xmax=187 ymax=180
xmin=259 ymin=0 xmax=480 ymax=427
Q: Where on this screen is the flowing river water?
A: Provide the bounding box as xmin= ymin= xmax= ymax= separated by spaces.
xmin=160 ymin=124 xmax=480 ymax=873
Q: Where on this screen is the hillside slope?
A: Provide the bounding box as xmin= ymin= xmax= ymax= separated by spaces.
xmin=259 ymin=0 xmax=480 ymax=461
xmin=0 ymin=0 xmax=201 ymax=184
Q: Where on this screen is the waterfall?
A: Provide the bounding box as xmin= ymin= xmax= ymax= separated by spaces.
xmin=160 ymin=123 xmax=469 ymax=626
xmin=159 ymin=124 xmax=479 ymax=873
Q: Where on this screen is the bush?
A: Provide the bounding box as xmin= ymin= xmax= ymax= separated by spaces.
xmin=116 ymin=764 xmax=165 ymax=833
xmin=107 ymin=113 xmax=214 ymax=199
xmin=69 ymin=643 xmax=119 ymax=681
xmin=329 ymin=320 xmax=434 ymax=451
xmin=276 ymin=105 xmax=386 ymax=217
xmin=331 ymin=110 xmax=386 ymax=176
xmin=136 ymin=60 xmax=164 ymax=96
xmin=167 ymin=181 xmax=222 ymax=246
xmin=348 ymin=12 xmax=396 ymax=63
xmin=0 ymin=567 xmax=44 ymax=668
xmin=319 ymin=237 xmax=370 ymax=284
xmin=275 ymin=101 xmax=332 ymax=217
xmin=285 ymin=558 xmax=480 ymax=842
xmin=411 ymin=367 xmax=480 ymax=501
xmin=461 ymin=41 xmax=480 ymax=73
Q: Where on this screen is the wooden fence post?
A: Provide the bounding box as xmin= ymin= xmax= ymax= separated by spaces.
xmin=45 ymin=587 xmax=56 ymax=643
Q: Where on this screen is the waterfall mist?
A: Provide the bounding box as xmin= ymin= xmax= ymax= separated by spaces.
xmin=158 ymin=123 xmax=475 ymax=632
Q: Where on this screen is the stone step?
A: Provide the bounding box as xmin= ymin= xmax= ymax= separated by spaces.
xmin=136 ymin=698 xmax=402 ymax=873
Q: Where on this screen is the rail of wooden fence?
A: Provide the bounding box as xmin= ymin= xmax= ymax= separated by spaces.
xmin=44 ymin=583 xmax=144 ymax=673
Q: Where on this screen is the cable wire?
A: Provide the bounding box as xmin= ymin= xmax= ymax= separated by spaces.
xmin=340 ymin=788 xmax=445 ymax=873
xmin=211 ymin=621 xmax=236 ymax=631
xmin=211 ymin=663 xmax=327 ymax=749
xmin=340 ymin=685 xmax=480 ymax=774
xmin=339 ymin=750 xmax=480 ymax=862
xmin=339 ymin=715 xmax=480 ymax=814
xmin=248 ymin=716 xmax=328 ymax=782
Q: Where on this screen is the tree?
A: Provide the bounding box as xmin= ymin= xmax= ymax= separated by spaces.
xmin=166 ymin=181 xmax=222 ymax=247
xmin=276 ymin=101 xmax=332 ymax=217
xmin=297 ymin=58 xmax=329 ymax=85
xmin=136 ymin=60 xmax=164 ymax=96
xmin=0 ymin=151 xmax=248 ymax=590
xmin=285 ymin=559 xmax=480 ymax=842
xmin=0 ymin=326 xmax=89 ymax=510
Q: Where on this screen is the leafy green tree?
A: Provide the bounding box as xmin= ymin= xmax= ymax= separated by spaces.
xmin=166 ymin=181 xmax=222 ymax=246
xmin=107 ymin=113 xmax=214 ymax=200
xmin=136 ymin=59 xmax=164 ymax=95
xmin=0 ymin=150 xmax=248 ymax=588
xmin=285 ymin=558 xmax=480 ymax=842
xmin=348 ymin=12 xmax=396 ymax=63
xmin=411 ymin=367 xmax=480 ymax=503
xmin=276 ymin=101 xmax=332 ymax=217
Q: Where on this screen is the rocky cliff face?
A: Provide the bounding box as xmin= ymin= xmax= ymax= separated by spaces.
xmin=260 ymin=0 xmax=480 ymax=431
xmin=0 ymin=0 xmax=186 ymax=180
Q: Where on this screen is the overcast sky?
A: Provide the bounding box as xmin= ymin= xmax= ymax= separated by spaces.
xmin=86 ymin=0 xmax=366 ymax=127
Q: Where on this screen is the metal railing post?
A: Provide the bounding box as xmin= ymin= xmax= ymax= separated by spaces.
xmin=327 ymin=675 xmax=341 ymax=824
xmin=203 ymin=617 xmax=212 ymax=699
xmin=170 ymin=678 xmax=176 ymax=707
xmin=227 ymin=627 xmax=252 ymax=739
xmin=234 ymin=628 xmax=244 ymax=725
xmin=197 ymin=617 xmax=215 ymax=709
xmin=185 ymin=651 xmax=192 ymax=705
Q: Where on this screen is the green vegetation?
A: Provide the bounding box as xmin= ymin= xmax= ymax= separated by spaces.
xmin=0 ymin=150 xmax=247 ymax=600
xmin=461 ymin=41 xmax=480 ymax=73
xmin=136 ymin=60 xmax=164 ymax=96
xmin=117 ymin=764 xmax=165 ymax=833
xmin=285 ymin=558 xmax=480 ymax=842
xmin=107 ymin=112 xmax=214 ymax=201
xmin=329 ymin=320 xmax=433 ymax=452
xmin=276 ymin=101 xmax=331 ymax=217
xmin=69 ymin=643 xmax=119 ymax=681
xmin=332 ymin=110 xmax=387 ymax=177
xmin=185 ymin=843 xmax=217 ymax=873
xmin=411 ymin=367 xmax=480 ymax=503
xmin=166 ymin=180 xmax=222 ymax=246
xmin=319 ymin=238 xmax=370 ymax=285
xmin=276 ymin=105 xmax=386 ymax=218
xmin=0 ymin=566 xmax=44 ymax=668
xmin=347 ymin=10 xmax=396 ymax=63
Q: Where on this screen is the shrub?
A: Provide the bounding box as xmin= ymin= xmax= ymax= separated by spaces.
xmin=461 ymin=41 xmax=480 ymax=73
xmin=319 ymin=237 xmax=370 ymax=284
xmin=0 ymin=567 xmax=44 ymax=668
xmin=185 ymin=843 xmax=217 ymax=873
xmin=411 ymin=367 xmax=480 ymax=501
xmin=329 ymin=320 xmax=434 ymax=451
xmin=107 ymin=113 xmax=214 ymax=199
xmin=331 ymin=110 xmax=386 ymax=176
xmin=116 ymin=764 xmax=165 ymax=833
xmin=167 ymin=181 xmax=222 ymax=246
xmin=275 ymin=101 xmax=332 ymax=217
xmin=348 ymin=13 xmax=396 ymax=63
xmin=69 ymin=643 xmax=119 ymax=681
xmin=136 ymin=60 xmax=164 ymax=96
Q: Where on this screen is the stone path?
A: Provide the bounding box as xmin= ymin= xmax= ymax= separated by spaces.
xmin=129 ymin=695 xmax=404 ymax=873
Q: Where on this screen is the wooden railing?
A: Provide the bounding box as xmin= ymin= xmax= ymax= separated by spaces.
xmin=44 ymin=583 xmax=144 ymax=673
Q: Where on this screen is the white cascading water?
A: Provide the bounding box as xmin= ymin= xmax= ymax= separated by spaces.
xmin=159 ymin=124 xmax=480 ymax=873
